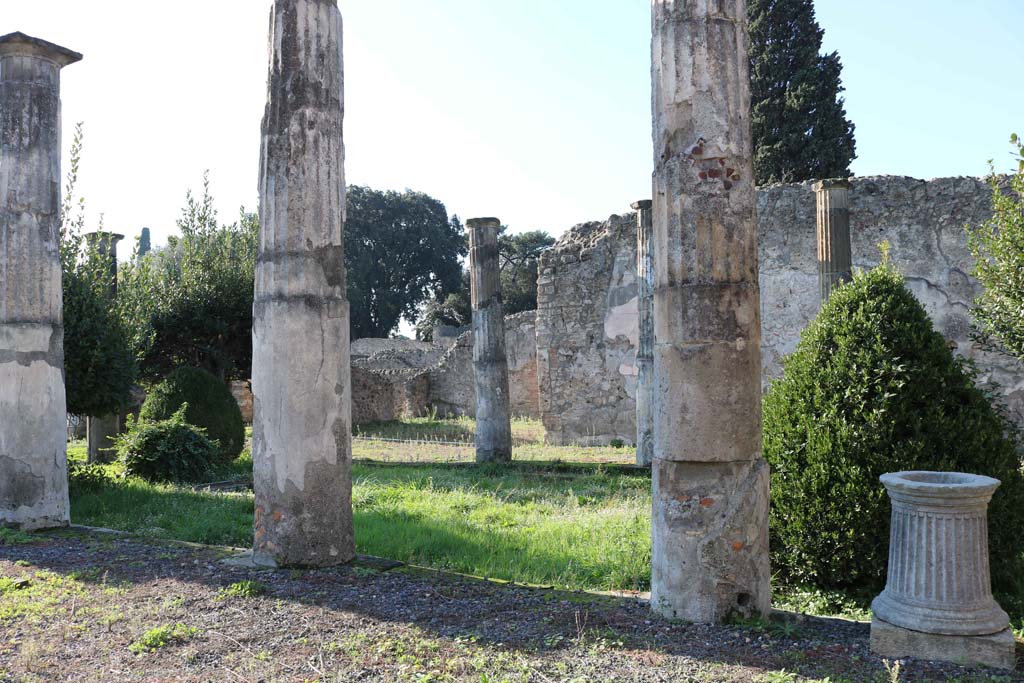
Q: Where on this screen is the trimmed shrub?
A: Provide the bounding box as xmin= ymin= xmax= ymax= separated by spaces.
xmin=763 ymin=258 xmax=1024 ymax=591
xmin=141 ymin=367 xmax=245 ymax=462
xmin=117 ymin=406 xmax=218 ymax=483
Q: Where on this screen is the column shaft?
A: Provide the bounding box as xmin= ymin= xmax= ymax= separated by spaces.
xmin=650 ymin=0 xmax=771 ymax=622
xmin=467 ymin=217 xmax=512 ymax=463
xmin=252 ymin=0 xmax=354 ymax=567
xmin=633 ymin=200 xmax=654 ymax=467
xmin=814 ymin=179 xmax=852 ymax=302
xmin=0 ymin=33 xmax=80 ymax=530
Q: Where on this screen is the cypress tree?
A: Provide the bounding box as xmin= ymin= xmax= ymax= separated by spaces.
xmin=749 ymin=0 xmax=857 ymax=184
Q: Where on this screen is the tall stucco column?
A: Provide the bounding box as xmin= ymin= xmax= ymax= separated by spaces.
xmin=252 ymin=0 xmax=354 ymax=568
xmin=633 ymin=200 xmax=655 ymax=466
xmin=84 ymin=231 xmax=124 ymax=463
xmin=0 ymin=32 xmax=81 ymax=530
xmin=650 ymin=1 xmax=771 ymax=622
xmin=467 ymin=217 xmax=512 ymax=463
xmin=814 ymin=179 xmax=852 ymax=302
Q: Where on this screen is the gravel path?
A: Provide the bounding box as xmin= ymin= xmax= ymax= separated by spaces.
xmin=0 ymin=529 xmax=1019 ymax=682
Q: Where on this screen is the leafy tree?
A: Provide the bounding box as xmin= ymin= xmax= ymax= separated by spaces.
xmin=346 ymin=186 xmax=465 ymax=339
xmin=749 ymin=0 xmax=856 ymax=184
xmin=60 ymin=123 xmax=137 ymax=417
xmin=763 ymin=255 xmax=1024 ymax=591
xmin=968 ymin=135 xmax=1024 ymax=361
xmin=499 ymin=230 xmax=555 ymax=315
xmin=118 ymin=174 xmax=258 ymax=381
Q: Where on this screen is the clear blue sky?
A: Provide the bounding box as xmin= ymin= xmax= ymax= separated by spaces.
xmin=4 ymin=1 xmax=1022 ymax=248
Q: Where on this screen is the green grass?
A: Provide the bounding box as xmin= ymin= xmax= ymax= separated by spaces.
xmin=69 ymin=456 xmax=652 ymax=591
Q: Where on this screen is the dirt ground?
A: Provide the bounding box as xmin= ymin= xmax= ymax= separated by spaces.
xmin=1 ymin=529 xmax=1019 ymax=682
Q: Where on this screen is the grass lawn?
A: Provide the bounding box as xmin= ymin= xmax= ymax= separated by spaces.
xmin=63 ymin=417 xmax=1024 ymax=633
xmin=68 ymin=418 xmax=650 ymax=592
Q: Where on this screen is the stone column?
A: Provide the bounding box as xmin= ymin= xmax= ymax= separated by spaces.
xmin=871 ymin=471 xmax=1014 ymax=669
xmin=649 ymin=1 xmax=771 ymax=622
xmin=84 ymin=231 xmax=124 ymax=463
xmin=251 ymin=0 xmax=354 ymax=568
xmin=814 ymin=179 xmax=852 ymax=302
xmin=0 ymin=32 xmax=81 ymax=530
xmin=633 ymin=200 xmax=655 ymax=466
xmin=467 ymin=217 xmax=512 ymax=463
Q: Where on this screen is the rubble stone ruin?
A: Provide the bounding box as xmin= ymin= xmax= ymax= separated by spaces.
xmin=814 ymin=178 xmax=852 ymax=301
xmin=633 ymin=200 xmax=654 ymax=466
xmin=0 ymin=32 xmax=81 ymax=530
xmin=467 ymin=217 xmax=513 ymax=463
xmin=84 ymin=231 xmax=124 ymax=463
xmin=251 ymin=0 xmax=355 ymax=568
xmin=649 ymin=0 xmax=771 ymax=622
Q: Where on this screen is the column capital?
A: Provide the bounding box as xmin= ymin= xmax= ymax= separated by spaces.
xmin=813 ymin=178 xmax=852 ymax=192
xmin=631 ymin=200 xmax=653 ymax=211
xmin=466 ymin=217 xmax=501 ymax=231
xmin=0 ymin=32 xmax=81 ymax=67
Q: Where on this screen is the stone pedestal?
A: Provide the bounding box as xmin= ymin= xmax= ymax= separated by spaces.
xmin=0 ymin=32 xmax=81 ymax=530
xmin=813 ymin=179 xmax=852 ymax=302
xmin=871 ymin=471 xmax=1014 ymax=669
xmin=467 ymin=217 xmax=512 ymax=463
xmin=633 ymin=200 xmax=654 ymax=467
xmin=251 ymin=0 xmax=354 ymax=568
xmin=649 ymin=1 xmax=771 ymax=623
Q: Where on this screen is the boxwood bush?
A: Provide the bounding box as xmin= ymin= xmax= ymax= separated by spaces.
xmin=763 ymin=257 xmax=1024 ymax=591
xmin=141 ymin=367 xmax=245 ymax=462
xmin=117 ymin=406 xmax=218 ymax=483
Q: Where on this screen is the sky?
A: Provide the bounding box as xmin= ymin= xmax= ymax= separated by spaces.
xmin=3 ymin=1 xmax=1023 ymax=252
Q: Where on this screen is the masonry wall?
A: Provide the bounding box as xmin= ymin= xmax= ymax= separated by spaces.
xmin=538 ymin=175 xmax=1024 ymax=445
xmin=347 ymin=311 xmax=541 ymax=424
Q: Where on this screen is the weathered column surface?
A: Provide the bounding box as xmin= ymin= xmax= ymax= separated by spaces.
xmin=84 ymin=231 xmax=124 ymax=463
xmin=467 ymin=217 xmax=512 ymax=463
xmin=0 ymin=33 xmax=80 ymax=530
xmin=650 ymin=0 xmax=771 ymax=622
xmin=814 ymin=179 xmax=852 ymax=302
xmin=871 ymin=471 xmax=1014 ymax=669
xmin=634 ymin=200 xmax=655 ymax=466
xmin=252 ymin=0 xmax=354 ymax=568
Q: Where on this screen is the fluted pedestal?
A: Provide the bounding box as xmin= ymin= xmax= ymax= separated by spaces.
xmin=871 ymin=471 xmax=1014 ymax=669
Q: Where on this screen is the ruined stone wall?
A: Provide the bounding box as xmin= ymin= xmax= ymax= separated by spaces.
xmin=346 ymin=311 xmax=540 ymax=424
xmin=538 ymin=175 xmax=1024 ymax=445
xmin=537 ymin=215 xmax=639 ymax=445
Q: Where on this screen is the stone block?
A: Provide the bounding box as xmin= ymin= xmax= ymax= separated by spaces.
xmin=870 ymin=617 xmax=1016 ymax=671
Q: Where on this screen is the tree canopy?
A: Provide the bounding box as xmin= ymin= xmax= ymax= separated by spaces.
xmin=118 ymin=174 xmax=258 ymax=382
xmin=346 ymin=186 xmax=466 ymax=339
xmin=968 ymin=135 xmax=1024 ymax=361
xmin=60 ymin=124 xmax=137 ymax=417
xmin=749 ymin=0 xmax=857 ymax=184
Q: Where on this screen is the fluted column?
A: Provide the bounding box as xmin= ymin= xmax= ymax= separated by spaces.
xmin=467 ymin=217 xmax=512 ymax=463
xmin=0 ymin=32 xmax=81 ymax=530
xmin=633 ymin=200 xmax=654 ymax=467
xmin=252 ymin=0 xmax=354 ymax=568
xmin=650 ymin=0 xmax=771 ymax=623
xmin=814 ymin=179 xmax=852 ymax=302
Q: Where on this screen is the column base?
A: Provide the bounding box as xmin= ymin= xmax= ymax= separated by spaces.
xmin=870 ymin=617 xmax=1017 ymax=670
